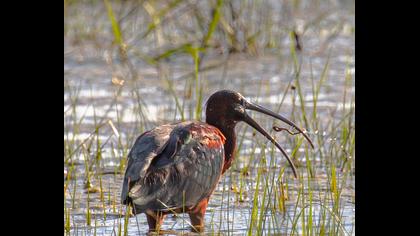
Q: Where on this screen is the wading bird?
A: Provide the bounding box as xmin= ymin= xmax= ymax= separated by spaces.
xmin=121 ymin=90 xmax=313 ymax=233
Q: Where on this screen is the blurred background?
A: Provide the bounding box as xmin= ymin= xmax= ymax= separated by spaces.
xmin=64 ymin=0 xmax=354 ymax=235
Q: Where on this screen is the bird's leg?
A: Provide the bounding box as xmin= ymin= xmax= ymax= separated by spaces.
xmin=188 ymin=198 xmax=209 ymax=233
xmin=146 ymin=210 xmax=166 ymax=233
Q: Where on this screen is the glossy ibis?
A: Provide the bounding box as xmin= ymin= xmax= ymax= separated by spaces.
xmin=121 ymin=90 xmax=313 ymax=233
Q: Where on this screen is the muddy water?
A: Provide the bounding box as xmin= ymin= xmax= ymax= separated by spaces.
xmin=65 ymin=1 xmax=354 ymax=235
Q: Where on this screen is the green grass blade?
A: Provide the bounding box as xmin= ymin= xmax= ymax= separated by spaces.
xmin=104 ymin=0 xmax=123 ymax=45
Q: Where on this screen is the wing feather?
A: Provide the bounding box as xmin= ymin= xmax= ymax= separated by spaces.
xmin=121 ymin=121 xmax=226 ymax=213
xmin=121 ymin=124 xmax=175 ymax=204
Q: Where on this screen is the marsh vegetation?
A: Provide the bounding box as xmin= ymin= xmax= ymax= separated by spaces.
xmin=64 ymin=0 xmax=355 ymax=235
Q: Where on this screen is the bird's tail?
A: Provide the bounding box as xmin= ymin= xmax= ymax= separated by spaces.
xmin=121 ymin=176 xmax=131 ymax=205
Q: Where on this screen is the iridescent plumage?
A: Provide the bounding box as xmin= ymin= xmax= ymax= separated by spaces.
xmin=121 ymin=121 xmax=225 ymax=213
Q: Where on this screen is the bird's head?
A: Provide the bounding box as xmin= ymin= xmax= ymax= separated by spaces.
xmin=205 ymin=90 xmax=314 ymax=178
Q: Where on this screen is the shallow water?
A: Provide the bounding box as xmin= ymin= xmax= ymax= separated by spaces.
xmin=65 ymin=0 xmax=354 ymax=235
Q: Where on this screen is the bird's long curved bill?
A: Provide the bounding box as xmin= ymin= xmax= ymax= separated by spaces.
xmin=244 ymin=102 xmax=315 ymax=178
xmin=246 ymin=102 xmax=314 ymax=148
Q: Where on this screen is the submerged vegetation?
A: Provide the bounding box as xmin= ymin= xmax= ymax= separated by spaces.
xmin=64 ymin=0 xmax=354 ymax=235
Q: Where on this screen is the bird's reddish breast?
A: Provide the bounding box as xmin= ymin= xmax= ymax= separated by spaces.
xmin=188 ymin=123 xmax=226 ymax=149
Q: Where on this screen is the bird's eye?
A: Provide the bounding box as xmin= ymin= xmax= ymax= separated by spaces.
xmin=241 ymin=99 xmax=247 ymax=107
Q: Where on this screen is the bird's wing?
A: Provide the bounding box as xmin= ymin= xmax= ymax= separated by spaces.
xmin=121 ymin=123 xmax=176 ymax=204
xmin=126 ymin=122 xmax=226 ymax=212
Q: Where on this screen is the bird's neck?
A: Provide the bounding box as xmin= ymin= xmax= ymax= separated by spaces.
xmin=221 ymin=125 xmax=237 ymax=173
xmin=207 ymin=120 xmax=237 ymax=174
